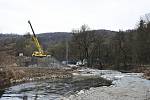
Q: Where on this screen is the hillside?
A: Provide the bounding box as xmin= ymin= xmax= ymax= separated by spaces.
xmin=37 ymin=32 xmax=72 ymax=48
xmin=0 ymin=30 xmax=116 ymax=45
xmin=38 ymin=30 xmax=116 ymax=47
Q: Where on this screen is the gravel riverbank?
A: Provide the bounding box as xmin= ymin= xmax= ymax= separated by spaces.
xmin=1 ymin=67 xmax=150 ymax=100
xmin=65 ymin=68 xmax=150 ymax=100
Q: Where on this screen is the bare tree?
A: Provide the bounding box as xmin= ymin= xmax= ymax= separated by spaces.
xmin=72 ymin=25 xmax=96 ymax=67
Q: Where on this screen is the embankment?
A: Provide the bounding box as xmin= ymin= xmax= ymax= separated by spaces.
xmin=0 ymin=66 xmax=72 ymax=88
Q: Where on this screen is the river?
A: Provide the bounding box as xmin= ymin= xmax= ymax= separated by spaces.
xmin=0 ymin=76 xmax=111 ymax=100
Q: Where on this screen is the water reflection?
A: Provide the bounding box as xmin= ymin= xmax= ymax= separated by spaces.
xmin=0 ymin=77 xmax=111 ymax=100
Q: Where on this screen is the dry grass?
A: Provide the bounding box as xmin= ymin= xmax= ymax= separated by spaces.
xmin=0 ymin=66 xmax=72 ymax=85
xmin=132 ymin=66 xmax=150 ymax=80
xmin=143 ymin=68 xmax=150 ymax=80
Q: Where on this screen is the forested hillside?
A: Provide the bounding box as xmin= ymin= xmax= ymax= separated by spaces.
xmin=0 ymin=15 xmax=150 ymax=74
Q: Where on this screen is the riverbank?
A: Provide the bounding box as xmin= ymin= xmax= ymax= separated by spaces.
xmin=0 ymin=66 xmax=72 ymax=89
xmin=132 ymin=67 xmax=150 ymax=80
xmin=65 ymin=68 xmax=150 ymax=100
xmin=1 ymin=66 xmax=150 ymax=100
xmin=0 ymin=68 xmax=111 ymax=100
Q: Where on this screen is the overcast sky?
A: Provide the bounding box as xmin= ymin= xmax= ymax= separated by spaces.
xmin=0 ymin=0 xmax=150 ymax=34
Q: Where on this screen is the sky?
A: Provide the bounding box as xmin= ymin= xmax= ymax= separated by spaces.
xmin=0 ymin=0 xmax=150 ymax=34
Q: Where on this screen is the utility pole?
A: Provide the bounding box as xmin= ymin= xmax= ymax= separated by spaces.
xmin=66 ymin=39 xmax=69 ymax=65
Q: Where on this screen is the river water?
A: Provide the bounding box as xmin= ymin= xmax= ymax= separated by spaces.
xmin=0 ymin=76 xmax=111 ymax=100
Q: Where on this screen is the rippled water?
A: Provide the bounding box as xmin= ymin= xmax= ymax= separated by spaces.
xmin=0 ymin=77 xmax=111 ymax=100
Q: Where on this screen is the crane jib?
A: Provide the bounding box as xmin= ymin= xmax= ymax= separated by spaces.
xmin=28 ymin=20 xmax=36 ymax=37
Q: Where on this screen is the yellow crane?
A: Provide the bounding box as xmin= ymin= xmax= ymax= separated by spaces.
xmin=28 ymin=20 xmax=48 ymax=57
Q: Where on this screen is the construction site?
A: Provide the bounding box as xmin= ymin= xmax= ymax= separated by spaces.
xmin=0 ymin=1 xmax=150 ymax=99
xmin=0 ymin=19 xmax=150 ymax=100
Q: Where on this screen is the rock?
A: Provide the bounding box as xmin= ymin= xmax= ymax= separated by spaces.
xmin=72 ymin=73 xmax=80 ymax=76
xmin=77 ymin=90 xmax=84 ymax=95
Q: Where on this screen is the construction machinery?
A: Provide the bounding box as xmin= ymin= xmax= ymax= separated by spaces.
xmin=28 ymin=20 xmax=48 ymax=57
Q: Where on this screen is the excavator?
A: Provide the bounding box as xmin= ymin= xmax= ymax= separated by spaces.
xmin=28 ymin=20 xmax=48 ymax=57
